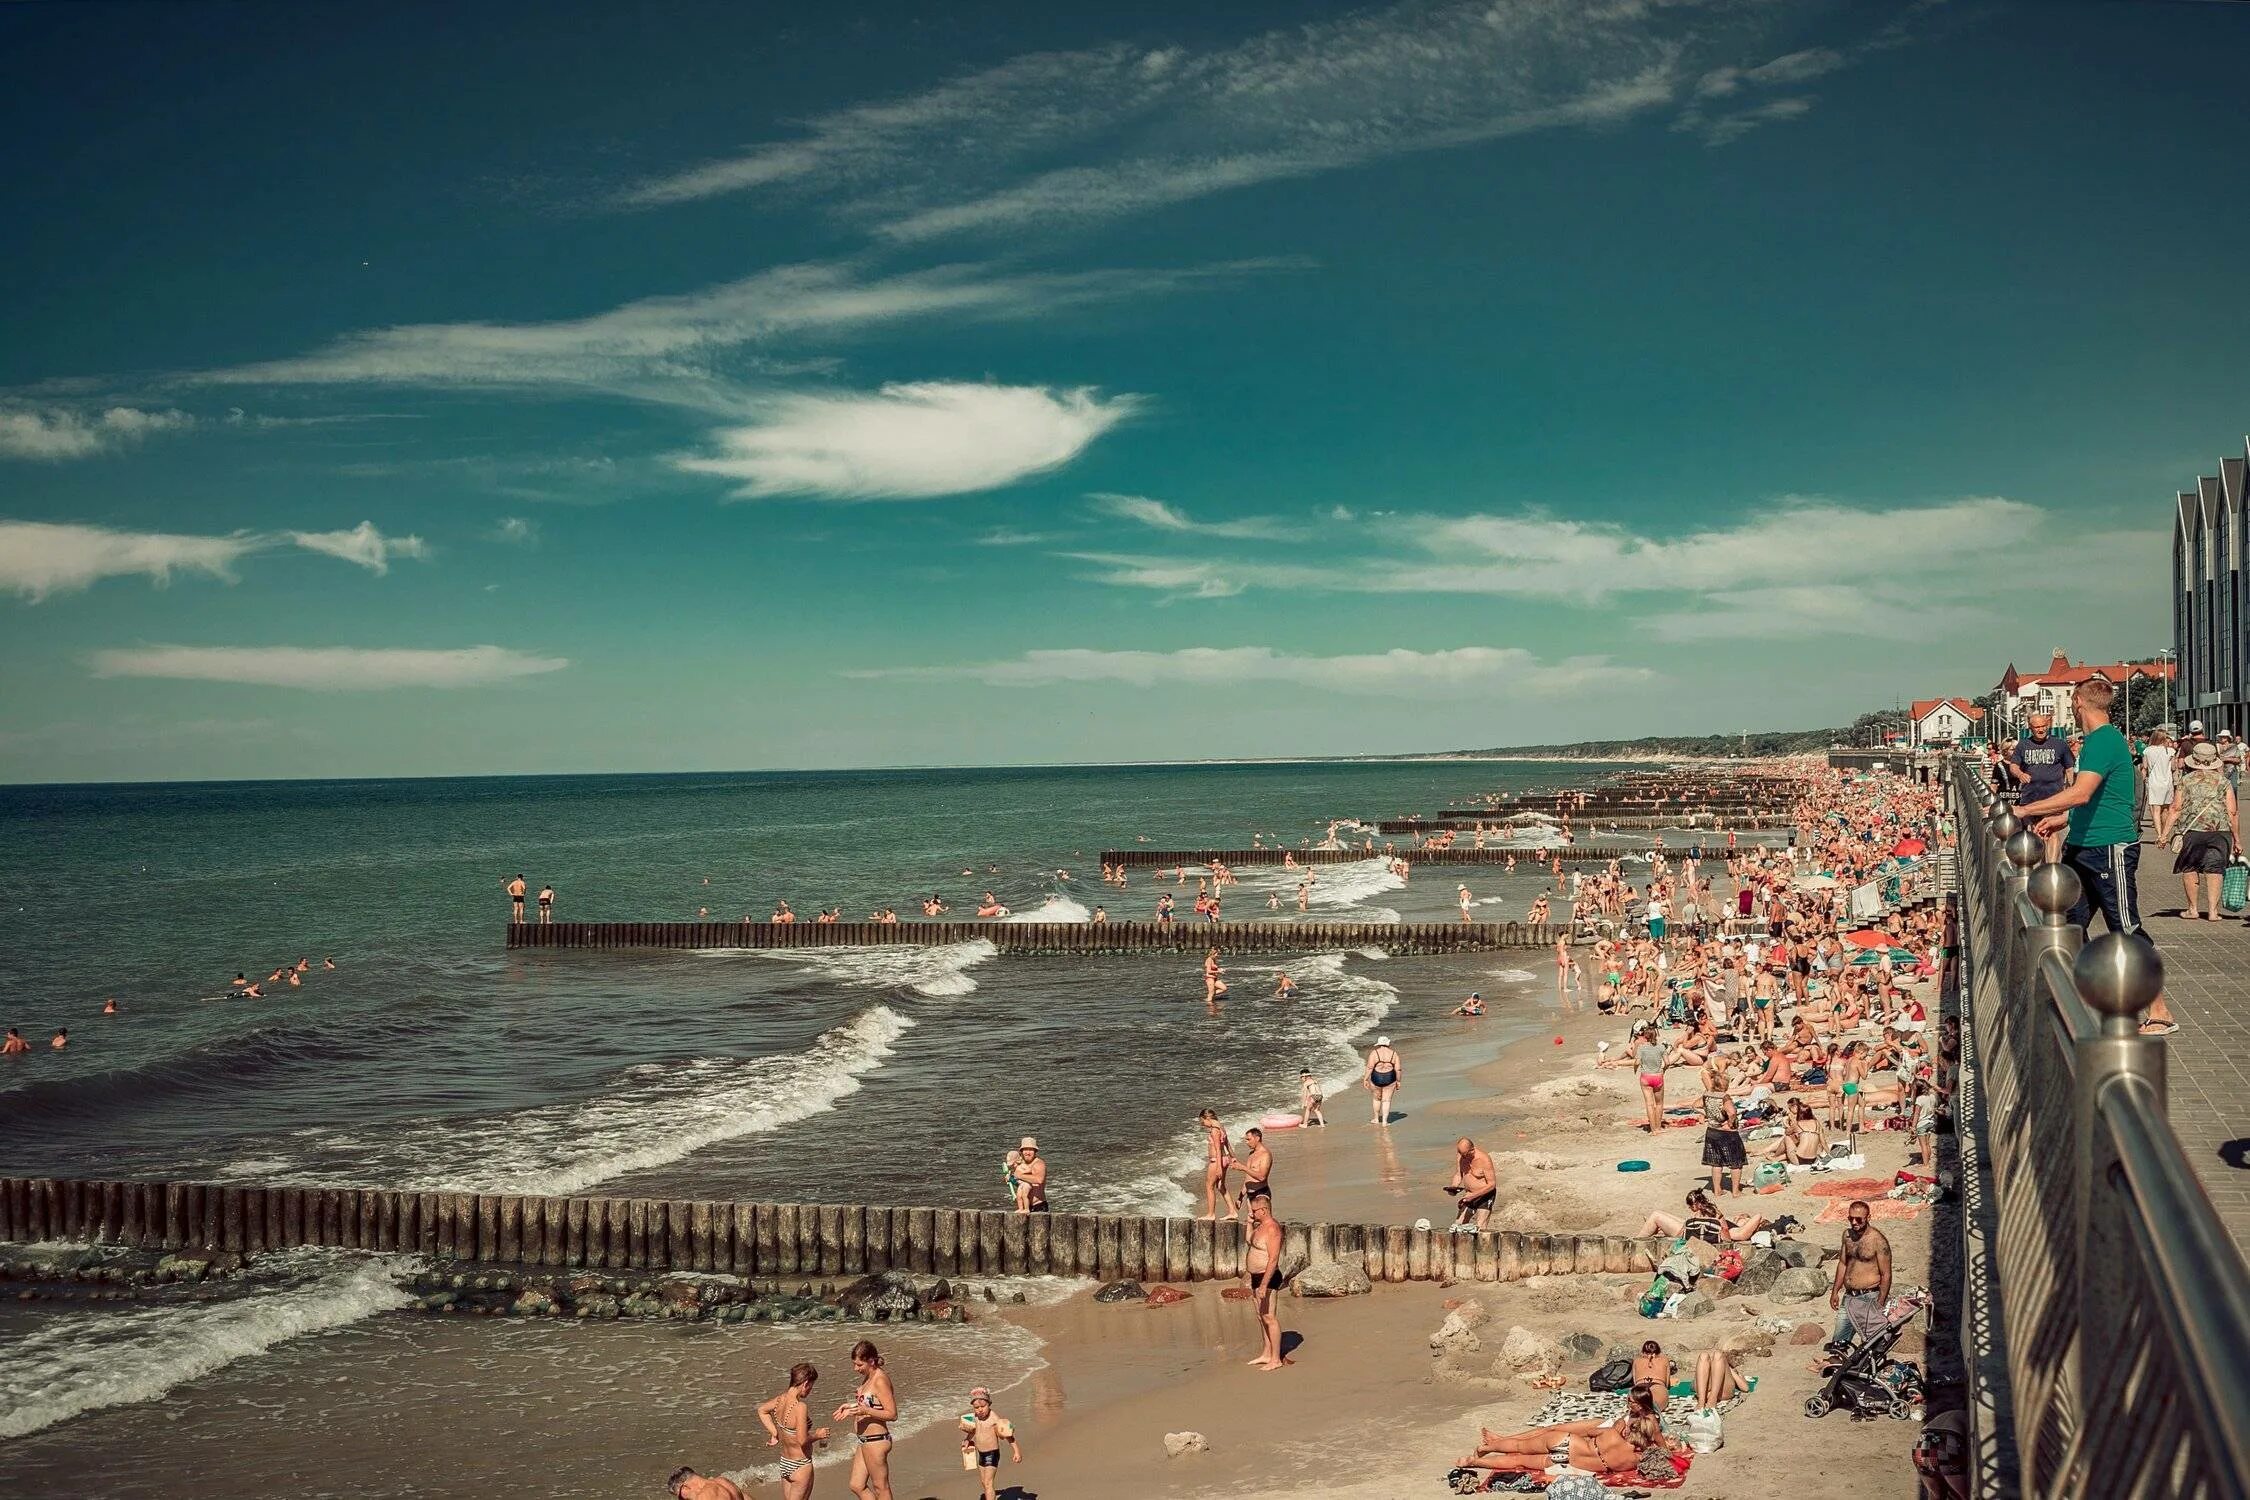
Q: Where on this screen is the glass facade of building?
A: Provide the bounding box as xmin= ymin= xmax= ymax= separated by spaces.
xmin=2173 ymin=441 xmax=2250 ymax=735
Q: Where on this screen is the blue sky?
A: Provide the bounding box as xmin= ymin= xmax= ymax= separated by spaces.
xmin=2 ymin=0 xmax=2244 ymax=781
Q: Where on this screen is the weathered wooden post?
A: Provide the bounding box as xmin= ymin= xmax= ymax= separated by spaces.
xmin=1383 ymin=1225 xmax=1409 ymax=1283
xmin=732 ymin=1203 xmax=758 ymax=1276
xmin=906 ymin=1207 xmax=935 ymax=1275
xmin=1094 ymin=1216 xmax=1122 ymax=1281
xmin=999 ymin=1211 xmax=1026 ymax=1275
xmin=772 ymin=1204 xmax=800 ymax=1275
xmin=1405 ymin=1225 xmax=1431 ymax=1280
xmin=933 ymin=1208 xmax=960 ymax=1276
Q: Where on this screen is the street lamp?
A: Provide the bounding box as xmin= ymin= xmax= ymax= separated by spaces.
xmin=2159 ymin=646 xmax=2176 ymax=728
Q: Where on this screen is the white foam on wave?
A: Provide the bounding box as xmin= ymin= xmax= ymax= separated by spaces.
xmin=731 ymin=938 xmax=998 ymax=998
xmin=0 ymin=1247 xmax=412 ymax=1440
xmin=1094 ymin=950 xmax=1402 ymax=1216
xmin=1488 ymin=968 xmax=1538 ymax=984
xmin=221 ymin=1008 xmax=913 ymax=1197
xmin=1303 ymin=858 xmax=1406 ymax=914
xmin=1001 ymin=894 xmax=1091 ymax=923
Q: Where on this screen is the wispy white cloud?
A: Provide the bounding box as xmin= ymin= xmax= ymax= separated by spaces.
xmin=494 ymin=516 xmax=539 ymax=545
xmin=1060 ymin=495 xmax=2164 ymax=643
xmin=675 ymin=382 xmax=1139 ymax=500
xmin=1075 ymin=498 xmax=2042 ymax=607
xmin=285 ymin=520 xmax=430 ymax=575
xmin=853 ymin=644 xmax=1649 ymax=696
xmin=1675 ymin=38 xmax=1868 ymax=145
xmin=976 ymin=527 xmax=1061 ymax=547
xmin=0 ymin=518 xmax=438 ymax=601
xmin=621 ymin=1 xmax=1689 ymax=239
xmin=0 ymin=406 xmax=193 ymax=461
xmin=190 ymin=260 xmax=1274 ymax=408
xmin=1089 ymin=493 xmax=1301 ymax=540
xmin=87 ymin=644 xmax=569 ymax=691
xmin=1063 ymin=552 xmax=1253 ymax=600
xmin=0 ymin=520 xmax=260 ymax=601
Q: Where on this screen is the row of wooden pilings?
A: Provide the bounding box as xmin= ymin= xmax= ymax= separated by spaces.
xmin=1379 ymin=815 xmax=1783 ymax=833
xmin=506 ymin=920 xmax=1559 ymax=953
xmin=1101 ymin=846 xmax=1730 ymax=869
xmin=0 ymin=1177 xmax=1665 ymax=1286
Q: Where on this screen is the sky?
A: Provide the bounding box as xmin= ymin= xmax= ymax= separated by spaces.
xmin=2 ymin=0 xmax=2245 ymax=782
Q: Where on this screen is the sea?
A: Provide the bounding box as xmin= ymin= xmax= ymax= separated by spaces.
xmin=0 ymin=759 xmax=1682 ymax=1494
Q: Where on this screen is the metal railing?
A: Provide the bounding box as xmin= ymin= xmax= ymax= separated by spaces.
xmin=1949 ymin=759 xmax=2250 ymax=1500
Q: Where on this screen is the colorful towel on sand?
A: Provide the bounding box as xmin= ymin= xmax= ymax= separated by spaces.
xmin=1816 ymin=1196 xmax=1922 ymax=1224
xmin=1807 ymin=1177 xmax=1892 ymax=1198
xmin=1450 ymin=1462 xmax=1689 ymax=1493
xmin=1529 ymin=1391 xmax=1750 ymax=1428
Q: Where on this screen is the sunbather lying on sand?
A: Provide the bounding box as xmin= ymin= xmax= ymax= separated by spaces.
xmin=1461 ymin=1387 xmax=1668 ymax=1475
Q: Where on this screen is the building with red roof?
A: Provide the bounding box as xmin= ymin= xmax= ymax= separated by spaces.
xmin=1993 ymin=650 xmax=2175 ymax=735
xmin=1909 ymin=697 xmax=1984 ymax=748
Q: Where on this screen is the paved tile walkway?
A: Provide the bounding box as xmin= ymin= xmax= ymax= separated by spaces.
xmin=2132 ymin=837 xmax=2250 ymax=1254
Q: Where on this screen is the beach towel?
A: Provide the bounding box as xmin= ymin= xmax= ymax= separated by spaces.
xmin=1807 ymin=1176 xmax=1892 ymax=1198
xmin=1816 ymin=1196 xmax=1921 ymax=1224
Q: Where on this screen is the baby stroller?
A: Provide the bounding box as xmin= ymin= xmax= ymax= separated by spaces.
xmin=1804 ymin=1289 xmax=1929 ymax=1421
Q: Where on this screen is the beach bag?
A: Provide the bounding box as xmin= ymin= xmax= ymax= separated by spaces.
xmin=1681 ymin=1407 xmax=1724 ymax=1453
xmin=2226 ymin=857 xmax=2250 ymax=913
xmin=1754 ymin=1161 xmax=1789 ymax=1188
xmin=1636 ymin=1276 xmax=1671 ymax=1318
xmin=1714 ymin=1247 xmax=1745 ymax=1281
xmin=1589 ymin=1356 xmax=1634 ymax=1392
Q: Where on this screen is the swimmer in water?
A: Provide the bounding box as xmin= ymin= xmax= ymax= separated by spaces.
xmin=1274 ymin=972 xmax=1296 ymax=998
xmin=51 ymin=1028 xmax=68 ymax=1050
xmin=242 ymin=982 xmax=264 ymax=998
xmin=286 ymin=969 xmax=301 ymax=987
xmin=102 ymin=998 xmax=118 ymax=1015
xmin=322 ymin=957 xmax=335 ymax=970
xmin=2 ymin=1028 xmax=28 ymax=1055
xmin=229 ymin=973 xmax=249 ymax=989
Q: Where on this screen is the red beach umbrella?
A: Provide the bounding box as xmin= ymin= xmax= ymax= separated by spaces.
xmin=1892 ymin=837 xmax=1927 ymax=857
xmin=1844 ymin=930 xmax=1890 ymax=949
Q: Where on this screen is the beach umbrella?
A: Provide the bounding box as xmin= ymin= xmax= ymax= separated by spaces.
xmin=1892 ymin=837 xmax=1927 ymax=857
xmin=1843 ymin=930 xmax=1890 ymax=949
xmin=1851 ymin=947 xmax=1917 ymax=966
xmin=1791 ymin=873 xmax=1840 ymax=889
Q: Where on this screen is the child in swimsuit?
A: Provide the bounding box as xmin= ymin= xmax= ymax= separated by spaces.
xmin=957 ymin=1388 xmax=1022 ymax=1498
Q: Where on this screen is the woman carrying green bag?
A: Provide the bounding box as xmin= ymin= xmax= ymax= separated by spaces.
xmin=2169 ymin=741 xmax=2239 ymax=921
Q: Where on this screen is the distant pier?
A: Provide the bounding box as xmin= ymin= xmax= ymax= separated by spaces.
xmin=505 ymin=919 xmax=1559 ymax=953
xmin=1099 ymin=845 xmax=1733 ymax=868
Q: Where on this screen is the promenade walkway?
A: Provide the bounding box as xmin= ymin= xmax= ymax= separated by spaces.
xmin=2137 ymin=840 xmax=2250 ymax=1252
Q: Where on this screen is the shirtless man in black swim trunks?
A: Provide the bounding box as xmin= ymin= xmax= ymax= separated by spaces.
xmin=1229 ymin=1127 xmax=1273 ymax=1216
xmin=1449 ymin=1137 xmax=1497 ymax=1231
xmin=1244 ymin=1193 xmax=1289 ymax=1371
xmin=505 ymin=874 xmax=526 ymax=923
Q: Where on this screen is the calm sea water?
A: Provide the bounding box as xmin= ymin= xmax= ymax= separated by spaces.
xmin=0 ymin=758 xmax=1645 ymax=1469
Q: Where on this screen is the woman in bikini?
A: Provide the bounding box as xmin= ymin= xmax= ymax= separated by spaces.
xmin=833 ymin=1340 xmax=897 ymax=1500
xmin=1198 ymin=1108 xmax=1234 ymax=1221
xmin=758 ymin=1362 xmax=829 ymax=1500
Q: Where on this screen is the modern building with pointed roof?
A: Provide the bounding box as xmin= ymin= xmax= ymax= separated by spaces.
xmin=2173 ymin=437 xmax=2250 ymax=736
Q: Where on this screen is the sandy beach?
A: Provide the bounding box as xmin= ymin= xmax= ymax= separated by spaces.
xmin=861 ymin=961 xmax=1937 ymax=1500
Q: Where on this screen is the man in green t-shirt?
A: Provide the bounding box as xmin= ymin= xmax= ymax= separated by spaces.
xmin=2013 ymin=676 xmax=2177 ymax=1033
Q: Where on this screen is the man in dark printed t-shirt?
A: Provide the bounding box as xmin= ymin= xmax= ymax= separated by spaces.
xmin=2008 ymin=713 xmax=2073 ymax=860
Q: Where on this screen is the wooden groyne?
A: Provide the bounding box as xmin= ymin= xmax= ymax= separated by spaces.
xmin=0 ymin=1176 xmax=1663 ymax=1286
xmin=1101 ymin=847 xmax=1723 ymax=868
xmin=1379 ymin=815 xmax=1784 ymax=833
xmin=507 ymin=920 xmax=1557 ymax=953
